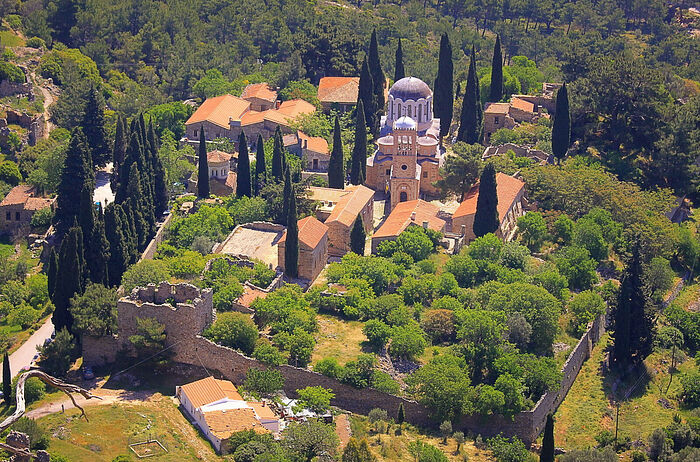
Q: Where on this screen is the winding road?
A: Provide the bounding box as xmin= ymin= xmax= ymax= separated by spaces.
xmin=0 ymin=318 xmax=54 ymax=385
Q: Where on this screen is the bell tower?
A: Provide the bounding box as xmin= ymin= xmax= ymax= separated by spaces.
xmin=389 ymin=116 xmax=420 ymax=210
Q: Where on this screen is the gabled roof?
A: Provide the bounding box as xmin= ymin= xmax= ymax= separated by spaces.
xmin=236 ymin=283 xmax=269 ymax=308
xmin=203 ymin=408 xmax=269 ymax=440
xmin=276 ymin=99 xmax=316 ymax=118
xmin=240 ymin=100 xmax=315 ymax=127
xmin=0 ymin=185 xmax=53 ymax=210
xmin=511 ymin=97 xmax=535 ymax=113
xmin=241 ymin=83 xmax=277 ymax=102
xmin=484 ymin=102 xmax=511 ymax=115
xmin=186 ymin=94 xmax=251 ymax=129
xmin=374 ymin=200 xmax=445 ymax=239
xmin=207 ymin=150 xmax=232 ymax=164
xmin=297 ymin=131 xmax=329 ymax=155
xmin=453 ymin=173 xmax=526 ymax=221
xmin=326 ymin=185 xmax=374 ymax=227
xmin=308 ymin=186 xmax=352 ymax=204
xmin=279 ymin=215 xmax=328 ymax=250
xmin=317 ymin=77 xmax=360 ymax=104
xmin=178 ymin=377 xmax=243 ymax=409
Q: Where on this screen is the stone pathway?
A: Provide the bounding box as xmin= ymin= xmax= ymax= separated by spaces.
xmin=335 ymin=413 xmax=352 ymax=448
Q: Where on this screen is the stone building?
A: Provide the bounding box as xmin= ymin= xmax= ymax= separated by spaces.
xmin=240 ymin=83 xmax=277 ymax=111
xmin=482 ymin=143 xmax=553 ymax=164
xmin=365 ymin=77 xmax=444 ymax=210
xmin=452 ymin=172 xmax=526 ymax=242
xmin=371 ymin=199 xmax=446 ymax=252
xmin=308 ymin=185 xmax=374 ymax=256
xmin=0 ymin=185 xmax=54 ymax=236
xmin=317 ymin=77 xmax=359 ymax=112
xmin=283 ymin=131 xmax=330 ymax=172
xmin=483 ymin=94 xmax=552 ymax=143
xmin=187 ymin=150 xmax=237 ymax=196
xmin=278 ymin=216 xmax=328 ymax=281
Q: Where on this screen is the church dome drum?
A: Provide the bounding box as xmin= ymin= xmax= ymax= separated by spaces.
xmin=389 ymin=77 xmax=432 ymax=100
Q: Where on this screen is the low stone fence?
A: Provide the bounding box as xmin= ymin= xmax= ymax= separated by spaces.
xmin=139 ymin=213 xmax=173 ymax=261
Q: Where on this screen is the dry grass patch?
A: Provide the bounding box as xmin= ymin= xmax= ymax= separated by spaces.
xmin=312 ymin=314 xmax=367 ymax=366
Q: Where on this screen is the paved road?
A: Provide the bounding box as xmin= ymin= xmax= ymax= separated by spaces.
xmin=1 ymin=318 xmax=54 ymax=384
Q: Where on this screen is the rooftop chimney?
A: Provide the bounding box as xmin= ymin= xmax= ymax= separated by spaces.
xmin=411 ymin=212 xmax=416 ymax=221
xmin=422 ymin=221 xmax=429 ymax=229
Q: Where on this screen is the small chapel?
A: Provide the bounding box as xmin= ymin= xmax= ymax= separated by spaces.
xmin=365 ymin=77 xmax=445 ymax=210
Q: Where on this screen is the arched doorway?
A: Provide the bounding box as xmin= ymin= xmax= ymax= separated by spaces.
xmin=399 ymin=191 xmax=408 ymax=202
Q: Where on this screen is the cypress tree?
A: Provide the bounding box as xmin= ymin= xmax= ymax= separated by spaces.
xmin=350 ymin=99 xmax=367 ymax=185
xmin=52 ymin=227 xmax=84 ymax=334
xmin=111 ymin=115 xmax=127 ymax=190
xmin=88 ymin=204 xmax=110 ymax=285
xmin=397 ymin=402 xmax=405 ymax=425
xmin=368 ymin=30 xmax=385 ymax=117
xmin=197 ymin=125 xmax=209 ymax=198
xmin=284 ymin=168 xmax=299 ymax=279
xmin=552 ymin=83 xmax=571 ymax=164
xmin=149 ymin=121 xmax=168 ymax=215
xmin=473 ymin=163 xmax=499 ymax=237
xmin=358 ymin=57 xmax=376 ymax=138
xmin=271 ymin=126 xmax=285 ymax=182
xmin=394 ymin=38 xmax=405 ymax=82
xmin=455 ymin=81 xmax=461 ymax=100
xmin=490 ymin=35 xmax=503 ymax=102
xmin=82 ymin=83 xmax=109 ymax=166
xmin=105 ymin=204 xmax=128 ymax=287
xmin=47 ymin=247 xmax=58 ymax=300
xmin=350 ymin=215 xmax=366 ymax=255
xmin=236 ymin=131 xmax=252 ymax=197
xmin=255 ymin=134 xmax=266 ymax=195
xmin=2 ymin=353 xmax=10 ymax=404
xmin=78 ymin=184 xmax=95 ymax=246
xmin=55 ymin=128 xmax=94 ymax=235
xmin=126 ymin=163 xmax=149 ymax=249
xmin=540 ymin=414 xmax=555 ymax=462
xmin=115 ymin=132 xmax=142 ymax=204
xmin=457 ymin=48 xmax=480 ymax=144
xmin=281 ymin=166 xmax=293 ymax=226
xmin=473 ymin=46 xmax=483 ymax=131
xmin=120 ymin=202 xmax=139 ymax=264
xmin=434 ymin=33 xmax=453 ymax=140
xmin=328 ymin=116 xmax=345 ymax=189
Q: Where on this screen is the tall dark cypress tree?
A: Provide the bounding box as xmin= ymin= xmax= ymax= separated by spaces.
xmin=281 ymin=166 xmax=293 ymax=226
xmin=126 ymin=164 xmax=149 ymax=249
xmin=271 ymin=126 xmax=285 ymax=182
xmin=78 ymin=184 xmax=95 ymax=245
xmin=350 ymin=99 xmax=367 ymax=185
xmin=197 ymin=125 xmax=209 ymax=198
xmin=473 ymin=47 xmax=483 ymax=131
xmin=47 ymin=247 xmax=58 ymax=301
xmin=148 ymin=121 xmax=168 ymax=215
xmin=120 ymin=201 xmax=139 ymax=264
xmin=111 ymin=115 xmax=127 ymax=190
xmin=434 ymin=33 xmax=453 ymax=140
xmin=2 ymin=353 xmax=10 ymax=404
xmin=394 ymin=38 xmax=405 ymax=82
xmin=104 ymin=204 xmax=128 ymax=287
xmin=457 ymin=48 xmax=480 ymax=144
xmin=540 ymin=414 xmax=555 ymax=462
xmin=255 ymin=134 xmax=266 ymax=195
xmin=473 ymin=163 xmax=499 ymax=237
xmin=236 ymin=131 xmax=252 ymax=197
xmin=328 ymin=116 xmax=345 ymax=189
xmin=368 ymin=30 xmax=385 ymax=118
xmin=490 ymin=35 xmax=503 ymax=102
xmin=552 ymin=83 xmax=571 ymax=164
xmin=52 ymin=226 xmax=84 ymax=334
xmin=82 ymin=83 xmax=109 ymax=166
xmin=88 ymin=204 xmax=110 ymax=285
xmin=55 ymin=128 xmax=94 ymax=236
xmin=358 ymin=57 xmax=377 ymax=138
xmin=284 ymin=168 xmax=299 ymax=279
xmin=350 ymin=215 xmax=366 ymax=255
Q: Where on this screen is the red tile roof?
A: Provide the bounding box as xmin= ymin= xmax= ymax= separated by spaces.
xmin=511 ymin=97 xmax=535 ymax=113
xmin=279 ymin=215 xmax=328 ymax=249
xmin=484 ymin=102 xmax=511 ymax=114
xmin=240 ymin=100 xmax=316 ymax=127
xmin=179 ymin=377 xmax=243 ymax=409
xmin=204 ymin=408 xmax=269 ymax=440
xmin=236 ymin=284 xmax=269 ymax=308
xmin=297 ymin=131 xmax=329 ymax=155
xmin=186 ymin=94 xmax=251 ymax=129
xmin=207 ymin=150 xmax=232 ymax=164
xmin=317 ymin=77 xmax=360 ymax=105
xmin=374 ymin=200 xmax=445 ymax=239
xmin=0 ymin=185 xmax=53 ymax=210
xmin=452 ymin=173 xmax=525 ymax=221
xmin=241 ymin=83 xmax=277 ymax=102
xmin=326 ymin=185 xmax=374 ymax=227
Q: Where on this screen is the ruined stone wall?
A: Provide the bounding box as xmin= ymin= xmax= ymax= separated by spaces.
xmin=139 ymin=213 xmax=173 ymax=261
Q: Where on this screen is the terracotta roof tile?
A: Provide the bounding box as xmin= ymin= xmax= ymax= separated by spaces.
xmin=317 ymin=77 xmax=360 ymax=104
xmin=207 ymin=150 xmax=232 ymax=164
xmin=484 ymin=102 xmax=511 ymax=115
xmin=308 ymin=186 xmax=351 ymax=204
xmin=236 ymin=284 xmax=268 ymax=308
xmin=374 ymin=200 xmax=445 ymax=239
xmin=297 ymin=131 xmax=329 ymax=154
xmin=240 ymin=100 xmax=315 ymax=127
xmin=326 ymin=185 xmax=374 ymax=227
xmin=511 ymin=97 xmax=535 ymax=113
xmin=203 ymin=408 xmax=269 ymax=440
xmin=0 ymin=185 xmax=53 ymax=210
xmin=179 ymin=377 xmax=242 ymax=409
xmin=186 ymin=94 xmax=251 ymax=129
xmin=279 ymin=215 xmax=328 ymax=249
xmin=248 ymin=401 xmax=277 ymax=420
xmin=241 ymin=83 xmax=277 ymax=102
xmin=453 ymin=173 xmax=525 ymax=221
xmin=276 ymin=99 xmax=316 ymax=118
xmin=24 ymin=197 xmax=53 ymax=211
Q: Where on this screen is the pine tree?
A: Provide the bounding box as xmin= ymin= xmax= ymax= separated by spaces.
xmin=350 ymin=99 xmax=367 ymax=185
xmin=457 ymin=48 xmax=480 ymax=144
xmin=236 ymin=131 xmax=252 ymax=197
xmin=473 ymin=163 xmax=499 ymax=237
xmin=47 ymin=247 xmax=58 ymax=300
xmin=82 ymin=83 xmax=109 ymax=166
xmin=284 ymin=168 xmax=299 ymax=279
xmin=55 ymin=128 xmax=94 ymax=235
xmin=328 ymin=116 xmax=345 ymax=189
xmin=111 ymin=115 xmax=127 ymax=190
xmin=552 ymin=83 xmax=571 ymax=164
xmin=255 ymin=134 xmax=266 ymax=195
xmin=358 ymin=57 xmax=376 ymax=138
xmin=281 ymin=166 xmax=293 ymax=226
xmin=2 ymin=352 xmax=10 ymax=404
xmin=394 ymin=38 xmax=405 ymax=82
xmin=434 ymin=33 xmax=454 ymax=140
xmin=540 ymin=414 xmax=555 ymax=462
xmin=197 ymin=125 xmax=209 ymax=198
xmin=342 ymin=438 xmax=377 ymax=462
xmin=52 ymin=226 xmax=84 ymax=334
xmin=368 ymin=30 xmax=385 ymax=118
xmin=271 ymin=126 xmax=285 ymax=182
xmin=350 ymin=215 xmax=366 ymax=255
xmin=490 ymin=35 xmax=503 ymax=102
xmin=105 ymin=204 xmax=129 ymax=287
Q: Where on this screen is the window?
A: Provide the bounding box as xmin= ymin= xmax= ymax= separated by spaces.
xmin=399 ymin=191 xmax=408 ymax=202
xmin=385 ymin=169 xmax=390 ymax=175
xmin=425 ymin=103 xmax=428 ymax=119
xmin=5 ymin=212 xmax=10 ymax=220
xmin=423 ymin=171 xmax=428 ymax=178
xmin=401 ymin=164 xmax=408 ymax=171
xmin=312 ymin=159 xmax=319 ymax=170
xmin=495 ymin=116 xmax=500 ymax=125
xmin=15 ymin=212 xmax=20 ymax=221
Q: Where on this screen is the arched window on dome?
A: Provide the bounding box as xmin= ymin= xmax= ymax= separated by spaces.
xmin=425 ymin=102 xmax=428 ymax=119
xmin=418 ymin=104 xmax=422 ymax=123
xmin=398 ymin=103 xmax=402 ymax=117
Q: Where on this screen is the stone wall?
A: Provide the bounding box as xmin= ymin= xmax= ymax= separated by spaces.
xmin=139 ymin=213 xmax=173 ymax=261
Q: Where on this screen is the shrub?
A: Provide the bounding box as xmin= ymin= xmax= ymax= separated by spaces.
xmin=30 ymin=207 xmax=53 ymax=229
xmin=371 ymin=370 xmax=400 ymax=394
xmin=10 ymin=376 xmax=46 ymax=404
xmin=314 ymin=357 xmax=344 ymax=379
xmin=203 ymin=312 xmax=258 ymax=355
xmin=388 ymin=323 xmax=427 ymax=360
xmin=11 ymin=417 xmax=49 ymax=450
xmin=294 ymin=386 xmax=334 ymax=413
xmin=420 ymin=309 xmax=456 ymax=343
xmin=363 ymin=319 xmax=392 ymax=349
xmin=243 ymin=368 xmax=284 ymax=397
xmin=0 ymin=62 xmax=24 ymax=84
xmin=595 ymin=430 xmax=615 ymax=447
xmin=26 ymin=37 xmax=46 ymax=49
xmin=559 ymin=448 xmax=618 ymax=462
xmin=680 ymin=371 xmax=700 ymax=408
xmin=568 ymin=290 xmax=606 ymax=335
xmin=121 ymin=260 xmax=171 ymax=293
xmin=0 ymin=160 xmax=22 ymax=185
xmin=252 ymin=341 xmax=284 ymax=366
xmin=487 ymin=435 xmax=532 ymax=462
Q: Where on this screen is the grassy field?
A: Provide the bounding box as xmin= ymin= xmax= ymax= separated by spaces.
xmin=555 ymin=333 xmax=697 ymax=451
xmin=0 ymin=29 xmax=25 ymax=47
xmin=38 ymin=397 xmax=220 ymax=461
xmin=312 ymin=314 xmax=368 ymax=366
xmin=669 ymin=282 xmax=699 ymax=311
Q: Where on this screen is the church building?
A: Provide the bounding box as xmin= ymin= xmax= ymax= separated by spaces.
xmin=365 ymin=77 xmax=444 ymax=210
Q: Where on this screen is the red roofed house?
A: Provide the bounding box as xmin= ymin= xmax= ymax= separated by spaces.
xmin=0 ymin=185 xmax=54 ymax=235
xmin=483 ymin=96 xmax=548 ymax=143
xmin=452 ymin=172 xmax=526 ymax=242
xmin=283 ymin=131 xmax=330 ymax=172
xmin=372 ymin=199 xmax=446 ymax=253
xmin=187 ymin=150 xmax=237 ymax=196
xmin=308 ymin=185 xmax=374 ymax=256
xmin=317 ymin=77 xmax=360 ymax=112
xmin=240 ymin=83 xmax=277 ymax=111
xmin=278 ymin=216 xmax=329 ymax=281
